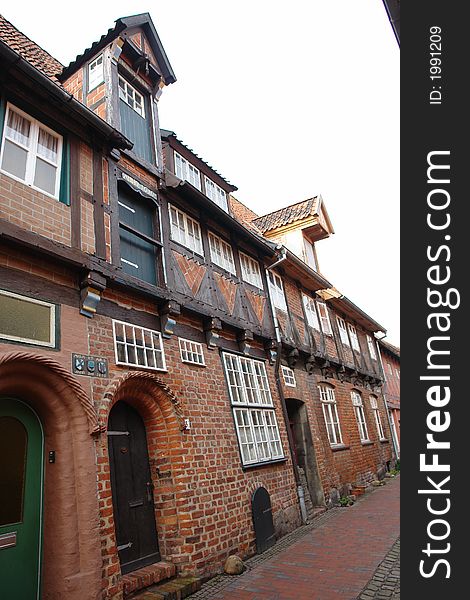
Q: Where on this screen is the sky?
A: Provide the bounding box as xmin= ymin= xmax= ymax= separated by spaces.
xmin=1 ymin=1 xmax=400 ymax=345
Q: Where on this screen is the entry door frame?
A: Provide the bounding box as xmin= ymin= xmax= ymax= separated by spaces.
xmin=0 ymin=398 xmax=44 ymax=600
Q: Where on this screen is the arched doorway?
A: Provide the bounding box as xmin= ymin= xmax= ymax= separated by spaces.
xmin=0 ymin=398 xmax=43 ymax=600
xmin=286 ymin=398 xmax=324 ymax=507
xmin=108 ymin=401 xmax=160 ymax=574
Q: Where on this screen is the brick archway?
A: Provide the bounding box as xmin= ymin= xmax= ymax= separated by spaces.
xmin=97 ymin=372 xmax=186 ymax=593
xmin=0 ymin=350 xmax=102 ymax=599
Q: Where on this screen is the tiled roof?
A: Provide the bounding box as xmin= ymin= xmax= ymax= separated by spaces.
xmin=0 ymin=14 xmax=63 ymax=82
xmin=252 ymin=197 xmax=320 ymax=234
xmin=380 ymin=339 xmax=400 ymax=358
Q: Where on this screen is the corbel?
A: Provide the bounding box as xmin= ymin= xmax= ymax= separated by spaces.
xmin=237 ymin=329 xmax=254 ymax=355
xmin=287 ymin=348 xmax=299 ymax=369
xmin=306 ymin=353 xmax=320 ymax=375
xmin=159 ymin=301 xmax=181 ymax=338
xmin=264 ymin=339 xmax=277 ymax=364
xmin=204 ymin=317 xmax=222 ymax=349
xmin=80 ymin=271 xmax=106 ymax=318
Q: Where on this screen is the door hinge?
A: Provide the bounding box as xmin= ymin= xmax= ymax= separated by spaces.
xmin=117 ymin=542 xmax=133 ymax=551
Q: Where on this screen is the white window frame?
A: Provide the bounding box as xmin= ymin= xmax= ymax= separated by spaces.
xmin=0 ymin=103 xmax=63 ymax=200
xmin=112 ymin=319 xmax=166 ymax=371
xmin=370 ymin=396 xmax=386 ymax=440
xmin=317 ymin=301 xmax=332 ymax=335
xmin=303 ymin=294 xmax=320 ymax=330
xmin=281 ymin=365 xmax=296 ymax=387
xmin=351 ymin=391 xmax=369 ymax=442
xmin=367 ymin=335 xmax=377 ymax=360
xmin=319 ymin=385 xmax=343 ymax=446
xmin=348 ymin=323 xmax=360 ymax=351
xmin=336 ymin=317 xmax=349 ymax=345
xmin=239 ymin=252 xmax=263 ymax=289
xmin=174 ymin=151 xmax=201 ymax=190
xmin=395 ymin=369 xmax=400 ymax=379
xmin=169 ymin=204 xmax=204 ymax=256
xmin=208 ymin=232 xmax=236 ymax=274
xmin=0 ymin=289 xmax=56 ymax=347
xmin=204 ymin=175 xmax=228 ymax=211
xmin=223 ymin=352 xmax=284 ymax=465
xmin=267 ymin=271 xmax=287 ymax=312
xmin=88 ymin=54 xmax=104 ymax=91
xmin=178 ymin=338 xmax=205 ymax=366
xmin=118 ymin=76 xmax=145 ymax=118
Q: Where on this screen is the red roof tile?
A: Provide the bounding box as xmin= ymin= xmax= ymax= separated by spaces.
xmin=252 ymin=197 xmax=320 ymax=233
xmin=0 ymin=14 xmax=63 ymax=82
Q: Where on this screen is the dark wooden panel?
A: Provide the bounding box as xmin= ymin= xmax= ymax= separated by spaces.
xmin=93 ymin=149 xmax=106 ymax=259
xmin=252 ymin=487 xmax=275 ymax=554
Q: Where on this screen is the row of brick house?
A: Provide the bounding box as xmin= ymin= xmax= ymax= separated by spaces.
xmin=0 ymin=12 xmax=398 ymax=600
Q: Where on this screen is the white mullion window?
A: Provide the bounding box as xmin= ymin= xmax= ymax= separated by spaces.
xmin=303 ymin=294 xmax=320 ymax=330
xmin=240 ymin=252 xmax=263 ymax=289
xmin=1 ymin=103 xmax=63 ymax=199
xmin=348 ymin=323 xmax=360 ymax=351
xmin=169 ymin=204 xmax=204 ymax=255
xmin=370 ymin=396 xmax=386 ymax=440
xmin=178 ymin=338 xmax=205 ymax=366
xmin=317 ymin=301 xmax=332 ymax=335
xmin=204 ymin=175 xmax=228 ymax=211
xmin=174 ymin=151 xmax=201 ymax=190
xmin=113 ymin=320 xmax=166 ymax=371
xmin=367 ymin=335 xmax=377 ymax=359
xmin=319 ymin=385 xmax=343 ymax=446
xmin=267 ymin=271 xmax=287 ymax=312
xmin=223 ymin=352 xmax=283 ymax=465
xmin=352 ymin=391 xmax=369 ymax=442
xmin=208 ymin=232 xmax=236 ymax=274
xmin=336 ymin=317 xmax=349 ymax=345
xmin=281 ymin=365 xmax=296 ymax=387
xmin=88 ymin=54 xmax=104 ymax=91
xmin=118 ymin=76 xmax=145 ymax=117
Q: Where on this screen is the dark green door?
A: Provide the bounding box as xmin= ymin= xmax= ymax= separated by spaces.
xmin=0 ymin=399 xmax=44 ymax=599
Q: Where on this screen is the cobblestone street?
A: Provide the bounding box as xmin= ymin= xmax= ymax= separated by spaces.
xmin=189 ymin=476 xmax=400 ymax=600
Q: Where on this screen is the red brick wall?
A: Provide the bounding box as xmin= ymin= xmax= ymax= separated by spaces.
xmin=281 ymin=367 xmax=392 ymax=504
xmin=84 ymin=303 xmax=300 ymax=587
xmin=0 ymin=173 xmax=72 ymax=245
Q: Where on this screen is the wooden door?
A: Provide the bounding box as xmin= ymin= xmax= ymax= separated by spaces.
xmin=108 ymin=401 xmax=160 ymax=574
xmin=251 ymin=487 xmax=275 ymax=554
xmin=0 ymin=399 xmax=43 ymax=599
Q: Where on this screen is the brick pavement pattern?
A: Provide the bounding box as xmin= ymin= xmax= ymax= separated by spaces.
xmin=189 ymin=476 xmax=400 ymax=600
xmin=358 ymin=538 xmax=400 ymax=600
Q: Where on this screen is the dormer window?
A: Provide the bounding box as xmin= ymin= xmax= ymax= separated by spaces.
xmin=118 ymin=76 xmax=145 ymax=117
xmin=174 ymin=151 xmax=201 ymax=190
xmin=302 ymin=237 xmax=318 ymax=271
xmin=88 ymin=55 xmax=104 ymax=91
xmin=204 ymin=176 xmax=228 ymax=211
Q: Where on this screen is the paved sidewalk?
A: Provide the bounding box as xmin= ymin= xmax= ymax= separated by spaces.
xmin=190 ymin=476 xmax=400 ymax=600
xmin=358 ymin=538 xmax=400 ymax=600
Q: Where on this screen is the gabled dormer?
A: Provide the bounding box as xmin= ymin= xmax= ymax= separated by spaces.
xmin=59 ymin=13 xmax=175 ymax=173
xmin=252 ymin=195 xmax=334 ymax=272
xmin=161 ymin=129 xmax=237 ymax=213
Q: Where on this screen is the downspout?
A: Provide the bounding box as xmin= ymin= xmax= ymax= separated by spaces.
xmin=374 ymin=335 xmax=400 ymax=462
xmin=266 ymin=247 xmax=308 ymax=524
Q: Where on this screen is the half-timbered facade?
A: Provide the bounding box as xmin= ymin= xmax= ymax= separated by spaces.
xmin=0 ymin=11 xmax=395 ymax=600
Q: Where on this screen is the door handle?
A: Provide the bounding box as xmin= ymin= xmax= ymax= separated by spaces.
xmin=146 ymin=481 xmax=154 ymax=502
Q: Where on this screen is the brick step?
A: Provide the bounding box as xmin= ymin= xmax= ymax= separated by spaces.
xmin=351 ymin=486 xmax=367 ymax=497
xmin=123 ymin=561 xmax=177 ymax=598
xmin=312 ymin=506 xmax=327 ymax=518
xmin=129 ymin=576 xmax=201 ymax=600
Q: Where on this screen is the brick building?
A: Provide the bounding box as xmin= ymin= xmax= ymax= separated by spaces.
xmin=0 ymin=12 xmax=395 ymax=600
xmin=378 ymin=340 xmax=400 ymax=457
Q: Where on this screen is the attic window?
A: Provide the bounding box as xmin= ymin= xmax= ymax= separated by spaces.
xmin=88 ymin=55 xmax=104 ymax=91
xmin=119 ymin=76 xmax=145 ymax=117
xmin=204 ymin=176 xmax=228 ymax=211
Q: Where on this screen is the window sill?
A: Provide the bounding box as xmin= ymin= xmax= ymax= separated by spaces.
xmin=380 ymin=438 xmax=390 ymax=444
xmin=361 ymin=440 xmax=374 ymax=446
xmin=331 ymin=444 xmax=350 ymax=452
xmin=242 ymin=457 xmax=287 ymax=470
